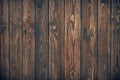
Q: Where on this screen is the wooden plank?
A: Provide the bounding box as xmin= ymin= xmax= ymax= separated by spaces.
xmin=23 ymin=0 xmax=35 ymax=80
xmin=9 ymin=0 xmax=23 ymax=79
xmin=65 ymin=0 xmax=80 ymax=79
xmin=0 ymin=0 xmax=9 ymax=80
xmin=111 ymin=0 xmax=117 ymax=79
xmin=35 ymin=0 xmax=49 ymax=79
xmin=98 ymin=0 xmax=111 ymax=79
xmin=81 ymin=0 xmax=98 ymax=79
xmin=111 ymin=0 xmax=120 ymax=79
xmin=115 ymin=0 xmax=120 ymax=79
xmin=118 ymin=0 xmax=120 ymax=78
xmin=49 ymin=0 xmax=65 ymax=79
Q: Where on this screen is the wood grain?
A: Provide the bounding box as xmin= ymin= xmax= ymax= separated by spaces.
xmin=81 ymin=0 xmax=98 ymax=80
xmin=65 ymin=0 xmax=80 ymax=79
xmin=9 ymin=0 xmax=23 ymax=79
xmin=35 ymin=0 xmax=49 ymax=79
xmin=98 ymin=0 xmax=111 ymax=79
xmin=0 ymin=0 xmax=120 ymax=79
xmin=49 ymin=0 xmax=65 ymax=79
xmin=23 ymin=0 xmax=35 ymax=80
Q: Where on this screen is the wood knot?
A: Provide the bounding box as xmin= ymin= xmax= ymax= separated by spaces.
xmin=102 ymin=3 xmax=105 ymax=7
xmin=52 ymin=25 xmax=56 ymax=30
xmin=71 ymin=15 xmax=74 ymax=22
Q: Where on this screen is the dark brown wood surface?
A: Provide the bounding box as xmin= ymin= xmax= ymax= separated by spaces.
xmin=0 ymin=0 xmax=120 ymax=80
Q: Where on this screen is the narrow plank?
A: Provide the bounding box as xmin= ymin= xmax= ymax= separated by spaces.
xmin=49 ymin=0 xmax=65 ymax=79
xmin=23 ymin=0 xmax=35 ymax=80
xmin=111 ymin=0 xmax=120 ymax=79
xmin=0 ymin=0 xmax=3 ymax=79
xmin=9 ymin=0 xmax=23 ymax=79
xmin=116 ymin=0 xmax=120 ymax=79
xmin=0 ymin=0 xmax=9 ymax=79
xmin=98 ymin=0 xmax=111 ymax=79
xmin=35 ymin=0 xmax=49 ymax=79
xmin=65 ymin=0 xmax=80 ymax=79
xmin=81 ymin=0 xmax=98 ymax=79
xmin=111 ymin=0 xmax=118 ymax=79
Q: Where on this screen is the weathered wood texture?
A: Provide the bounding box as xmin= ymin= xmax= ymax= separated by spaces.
xmin=0 ymin=0 xmax=120 ymax=80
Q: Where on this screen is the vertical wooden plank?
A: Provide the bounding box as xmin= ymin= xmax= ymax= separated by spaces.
xmin=65 ymin=0 xmax=80 ymax=79
xmin=23 ymin=0 xmax=35 ymax=80
xmin=49 ymin=0 xmax=65 ymax=79
xmin=117 ymin=0 xmax=120 ymax=79
xmin=81 ymin=0 xmax=98 ymax=79
xmin=0 ymin=0 xmax=9 ymax=79
xmin=98 ymin=0 xmax=111 ymax=79
xmin=111 ymin=0 xmax=117 ymax=79
xmin=9 ymin=0 xmax=23 ymax=79
xmin=35 ymin=0 xmax=49 ymax=79
xmin=111 ymin=0 xmax=120 ymax=79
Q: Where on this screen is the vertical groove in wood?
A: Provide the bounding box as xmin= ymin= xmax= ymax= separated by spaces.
xmin=0 ymin=0 xmax=3 ymax=79
xmin=98 ymin=0 xmax=111 ymax=79
xmin=23 ymin=0 xmax=35 ymax=80
xmin=0 ymin=0 xmax=9 ymax=79
xmin=49 ymin=0 xmax=65 ymax=79
xmin=9 ymin=0 xmax=23 ymax=79
xmin=35 ymin=0 xmax=49 ymax=79
xmin=65 ymin=0 xmax=80 ymax=79
xmin=81 ymin=0 xmax=98 ymax=80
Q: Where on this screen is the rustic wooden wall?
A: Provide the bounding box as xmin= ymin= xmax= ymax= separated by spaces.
xmin=0 ymin=0 xmax=120 ymax=80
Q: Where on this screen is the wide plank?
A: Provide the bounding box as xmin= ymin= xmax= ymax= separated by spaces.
xmin=98 ymin=0 xmax=111 ymax=79
xmin=49 ymin=0 xmax=65 ymax=79
xmin=23 ymin=0 xmax=35 ymax=80
xmin=9 ymin=0 xmax=23 ymax=79
xmin=65 ymin=0 xmax=80 ymax=79
xmin=81 ymin=0 xmax=98 ymax=79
